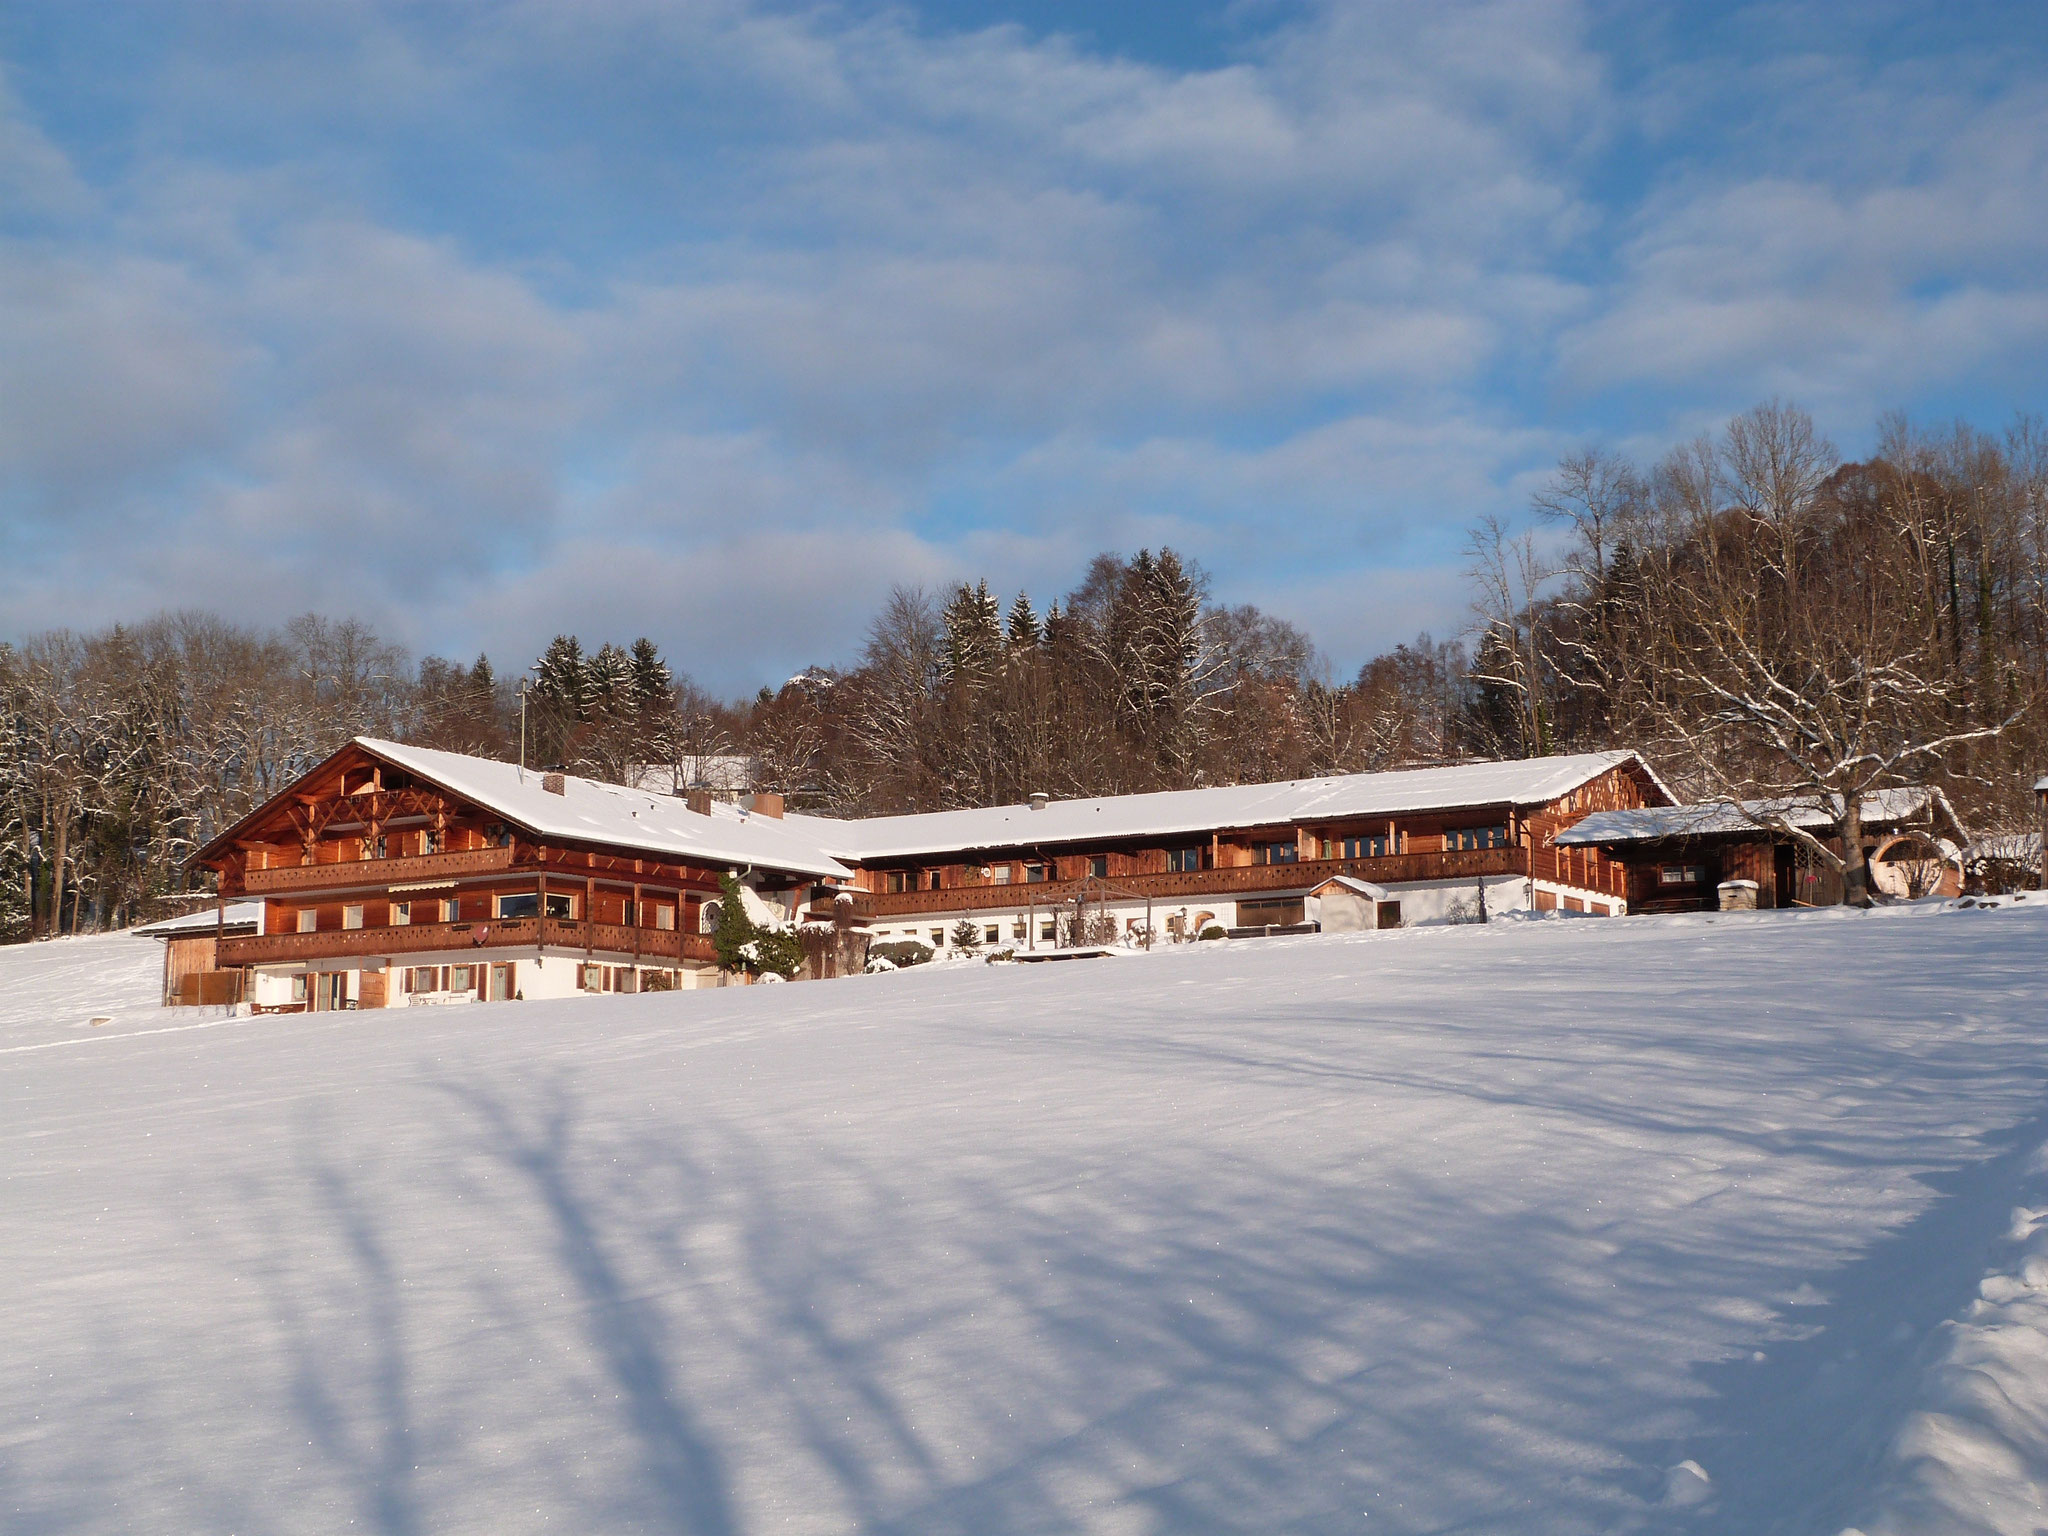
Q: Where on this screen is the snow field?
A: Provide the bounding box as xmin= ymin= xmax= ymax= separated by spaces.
xmin=3 ymin=902 xmax=2047 ymax=1534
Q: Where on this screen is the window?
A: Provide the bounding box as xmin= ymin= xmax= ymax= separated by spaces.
xmin=699 ymin=900 xmax=722 ymax=934
xmin=1089 ymin=855 xmax=1108 ymax=879
xmin=1166 ymin=848 xmax=1202 ymax=873
xmin=446 ymin=965 xmax=473 ymax=993
xmin=494 ymin=892 xmax=572 ymax=920
xmin=930 ymin=928 xmax=946 ymax=947
xmin=1040 ymin=921 xmax=1055 ymax=942
xmin=885 ymin=871 xmax=908 ymax=894
xmin=374 ymin=835 xmax=388 ymax=859
xmin=297 ymin=909 xmax=317 ymax=933
xmin=580 ymin=963 xmax=605 ymax=992
xmin=1025 ymin=863 xmax=1048 ymax=883
xmin=1328 ymin=835 xmax=1391 ymax=860
xmin=390 ymin=901 xmax=411 ymax=926
xmin=421 ymin=828 xmax=441 ymax=855
xmin=1659 ymin=865 xmax=1706 ymax=885
xmin=1255 ymin=842 xmax=1299 ymax=865
xmin=441 ymin=898 xmax=459 ymax=923
xmin=343 ymin=904 xmax=364 ymax=930
xmin=653 ymin=904 xmax=675 ymax=931
xmin=1446 ymin=826 xmax=1508 ymax=851
xmin=984 ymin=925 xmax=1001 ymax=944
xmin=290 ymin=974 xmax=309 ymax=1003
xmin=992 ymin=865 xmax=1012 ymax=885
xmin=925 ymin=870 xmax=942 ymax=891
xmin=405 ymin=966 xmax=437 ymax=993
xmin=1238 ymin=897 xmax=1306 ymax=927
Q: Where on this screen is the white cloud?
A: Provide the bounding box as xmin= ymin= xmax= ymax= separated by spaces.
xmin=0 ymin=0 xmax=2044 ymax=690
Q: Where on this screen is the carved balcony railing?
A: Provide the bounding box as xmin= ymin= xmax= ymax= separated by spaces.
xmin=219 ymin=919 xmax=716 ymax=968
xmin=853 ymin=846 xmax=1532 ymax=918
xmin=239 ymin=844 xmax=519 ymax=895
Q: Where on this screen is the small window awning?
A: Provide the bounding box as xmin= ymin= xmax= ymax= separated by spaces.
xmin=388 ymin=879 xmax=459 ymax=893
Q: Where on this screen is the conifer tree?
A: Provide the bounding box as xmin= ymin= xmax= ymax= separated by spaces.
xmin=627 ymin=638 xmax=672 ymax=709
xmin=941 ymin=580 xmax=1003 ymax=687
xmin=588 ymin=643 xmax=633 ymax=711
xmin=1006 ymin=592 xmax=1041 ymax=649
xmin=532 ymin=636 xmax=587 ymax=718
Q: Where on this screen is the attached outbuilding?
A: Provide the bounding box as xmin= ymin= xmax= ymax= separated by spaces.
xmin=1308 ymin=876 xmax=1402 ymax=933
xmin=1554 ymin=787 xmax=1969 ymax=912
xmin=134 ymin=901 xmax=263 ymax=1006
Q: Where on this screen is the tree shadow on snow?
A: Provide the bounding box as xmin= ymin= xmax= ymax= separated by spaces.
xmin=1664 ymin=1106 xmax=2048 ymax=1536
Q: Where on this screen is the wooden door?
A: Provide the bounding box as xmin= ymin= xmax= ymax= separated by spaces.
xmin=359 ymin=971 xmax=387 ymax=1010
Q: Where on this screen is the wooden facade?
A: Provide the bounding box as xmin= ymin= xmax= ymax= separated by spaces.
xmin=188 ymin=741 xmax=822 ymax=1011
xmin=851 ymin=759 xmax=1656 ymax=919
xmin=1563 ymin=795 xmax=1971 ymax=914
xmin=180 ymin=743 xmax=1675 ymax=1007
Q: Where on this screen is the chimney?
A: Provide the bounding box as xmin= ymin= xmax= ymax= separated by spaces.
xmin=541 ymin=772 xmax=566 ymax=796
xmin=1028 ymin=791 xmax=1049 ymax=811
xmin=745 ymin=791 xmax=785 ymax=819
xmin=685 ymin=789 xmax=714 ymax=816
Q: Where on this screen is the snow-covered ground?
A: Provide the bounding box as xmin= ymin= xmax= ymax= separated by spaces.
xmin=4 ymin=903 xmax=2047 ymax=1534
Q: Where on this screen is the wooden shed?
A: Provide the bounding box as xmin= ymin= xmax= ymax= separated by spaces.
xmin=133 ymin=902 xmax=262 ymax=1006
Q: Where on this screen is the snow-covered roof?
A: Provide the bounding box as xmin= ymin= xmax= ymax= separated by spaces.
xmin=351 ymin=740 xmax=851 ymax=879
xmin=1312 ymin=875 xmax=1392 ymax=901
xmin=1555 ymin=787 xmax=1960 ymax=847
xmin=2036 ymin=775 xmax=2048 ymax=794
xmin=133 ymin=900 xmax=263 ymax=938
xmin=793 ymin=751 xmax=1662 ymax=861
xmin=1968 ymin=830 xmax=2043 ymax=865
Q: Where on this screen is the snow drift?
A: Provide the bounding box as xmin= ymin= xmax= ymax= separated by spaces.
xmin=4 ymin=901 xmax=2048 ymax=1533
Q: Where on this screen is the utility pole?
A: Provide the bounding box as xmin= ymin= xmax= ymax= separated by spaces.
xmin=518 ymin=679 xmax=529 ymax=782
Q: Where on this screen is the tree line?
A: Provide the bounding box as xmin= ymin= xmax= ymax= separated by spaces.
xmin=4 ymin=399 xmax=2043 ymax=939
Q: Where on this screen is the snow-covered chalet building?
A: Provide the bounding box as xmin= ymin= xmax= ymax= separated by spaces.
xmin=184 ymin=740 xmax=1675 ymax=1010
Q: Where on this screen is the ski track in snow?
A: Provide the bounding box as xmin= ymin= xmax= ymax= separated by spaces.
xmin=2 ymin=903 xmax=2046 ymax=1534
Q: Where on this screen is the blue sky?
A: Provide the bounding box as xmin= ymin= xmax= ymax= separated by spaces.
xmin=3 ymin=1 xmax=2046 ymax=694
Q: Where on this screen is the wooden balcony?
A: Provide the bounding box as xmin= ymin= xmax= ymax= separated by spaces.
xmin=240 ymin=844 xmax=518 ymax=895
xmin=857 ymin=846 xmax=1531 ymax=918
xmin=219 ymin=918 xmax=716 ymax=967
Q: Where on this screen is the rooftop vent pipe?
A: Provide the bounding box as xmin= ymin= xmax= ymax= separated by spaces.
xmin=541 ymin=772 xmax=566 ymax=796
xmin=1028 ymin=792 xmax=1049 ymax=811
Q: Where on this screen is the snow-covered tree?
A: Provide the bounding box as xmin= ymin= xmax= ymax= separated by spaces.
xmin=628 ymin=638 xmax=672 ymax=710
xmin=941 ymin=580 xmax=1004 ymax=688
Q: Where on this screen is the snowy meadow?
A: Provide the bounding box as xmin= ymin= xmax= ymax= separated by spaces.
xmin=4 ymin=904 xmax=2047 ymax=1534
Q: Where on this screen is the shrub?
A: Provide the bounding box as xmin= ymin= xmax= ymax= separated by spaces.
xmin=1199 ymin=925 xmax=1227 ymax=941
xmin=869 ymin=940 xmax=934 ymax=969
xmin=950 ymin=918 xmax=982 ymax=952
xmin=712 ymin=872 xmax=803 ymax=978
